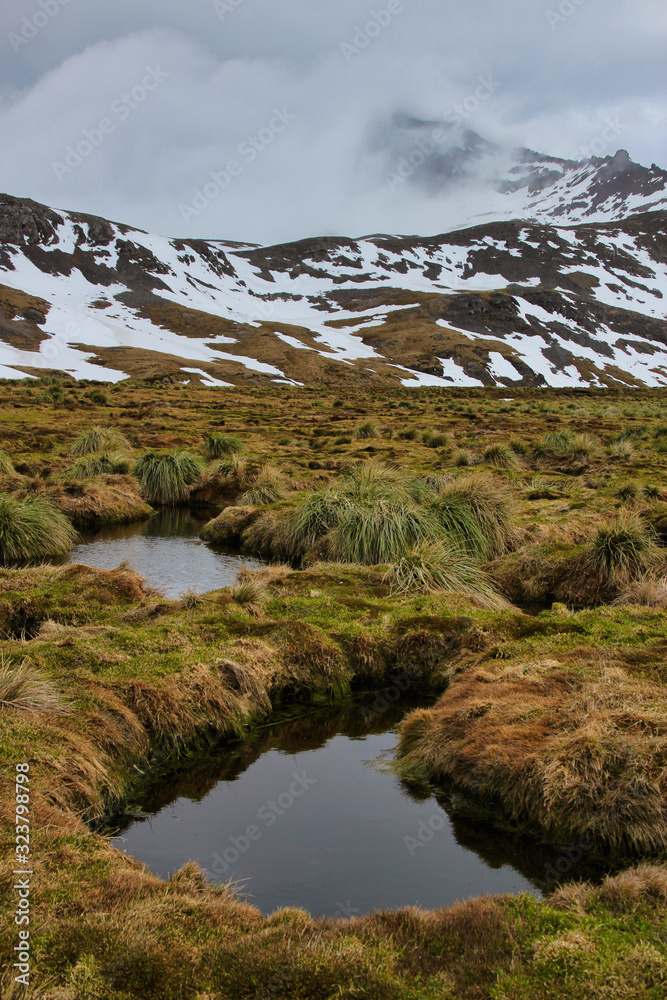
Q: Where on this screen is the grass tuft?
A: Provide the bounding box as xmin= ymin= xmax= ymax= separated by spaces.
xmin=483 ymin=444 xmax=517 ymax=469
xmin=329 ymin=501 xmax=440 ymax=565
xmin=613 ymin=575 xmax=667 ymax=608
xmin=0 ymin=492 xmax=77 ymax=564
xmin=354 ymin=420 xmax=378 ymax=440
xmin=230 ymin=577 xmax=268 ymax=615
xmin=203 ymin=432 xmax=244 ymax=459
xmin=65 ymin=452 xmax=131 ymax=479
xmin=0 ymin=656 xmax=67 ymax=713
xmin=384 ymin=539 xmax=507 ymax=609
xmin=238 ymin=464 xmax=289 ymax=506
xmin=590 ymin=514 xmax=657 ymax=585
xmin=134 ymin=451 xmax=204 ymax=505
xmin=434 ymin=474 xmax=517 ymax=560
xmin=70 ymin=426 xmax=129 ymax=456
xmin=217 ymin=453 xmax=248 ymax=481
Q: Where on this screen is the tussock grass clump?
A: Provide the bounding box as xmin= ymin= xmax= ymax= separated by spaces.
xmin=527 ymin=476 xmax=571 ymax=500
xmin=65 ymin=452 xmax=131 ymax=479
xmin=70 ymin=426 xmax=129 ymax=456
xmin=238 ymin=464 xmax=289 ymax=506
xmin=258 ymin=464 xmax=519 ymax=568
xmin=342 ymin=460 xmax=434 ymax=505
xmin=329 ymin=502 xmax=441 ymax=565
xmin=423 ymin=431 xmax=448 ymax=449
xmin=384 ymin=540 xmax=507 ymax=609
xmin=354 ymin=420 xmax=378 ymax=440
xmin=616 ymin=482 xmax=638 ymax=501
xmin=590 ymin=514 xmax=657 ymax=585
xmin=0 ymin=493 xmax=76 ymax=564
xmin=609 ymin=439 xmax=634 ymax=460
xmin=182 ymin=588 xmax=206 ymax=609
xmin=642 ymin=484 xmax=662 ymax=500
xmin=434 ymin=475 xmax=517 ymax=560
xmin=230 ymin=577 xmax=268 ymax=614
xmin=203 ymin=432 xmax=244 ymax=459
xmin=281 ymin=462 xmax=443 ymax=564
xmin=533 ymin=430 xmax=599 ymax=465
xmin=134 ymin=450 xmax=204 ymax=505
xmin=0 ymin=450 xmax=14 ymax=475
xmin=0 ymin=656 xmax=66 ymax=713
xmin=483 ymin=444 xmax=517 ymax=469
xmin=285 ymin=488 xmax=354 ymax=555
xmin=217 ymin=453 xmax=248 ymax=481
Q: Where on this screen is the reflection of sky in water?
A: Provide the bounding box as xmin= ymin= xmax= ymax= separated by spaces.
xmin=69 ymin=508 xmax=264 ymax=599
xmin=113 ymin=724 xmax=539 ymax=918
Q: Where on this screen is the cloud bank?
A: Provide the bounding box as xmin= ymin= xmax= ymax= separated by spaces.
xmin=0 ymin=0 xmax=665 ymax=243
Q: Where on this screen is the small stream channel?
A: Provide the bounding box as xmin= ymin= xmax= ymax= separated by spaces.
xmin=109 ymin=697 xmax=610 ymax=918
xmin=111 ymin=699 xmax=546 ymax=917
xmin=73 ymin=512 xmax=610 ymax=917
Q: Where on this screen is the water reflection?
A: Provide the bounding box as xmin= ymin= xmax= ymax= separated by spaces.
xmin=110 ymin=697 xmax=612 ymax=916
xmin=68 ymin=507 xmax=264 ymax=599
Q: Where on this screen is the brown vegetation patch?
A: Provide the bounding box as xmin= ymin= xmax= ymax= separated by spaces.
xmin=398 ymin=656 xmax=667 ymax=853
xmin=40 ymin=475 xmax=153 ymax=526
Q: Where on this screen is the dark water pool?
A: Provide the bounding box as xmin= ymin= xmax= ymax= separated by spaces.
xmin=68 ymin=508 xmax=264 ymax=599
xmin=110 ymin=699 xmax=606 ymax=918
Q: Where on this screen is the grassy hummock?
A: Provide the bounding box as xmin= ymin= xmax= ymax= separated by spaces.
xmin=0 ymin=492 xmax=76 ymax=564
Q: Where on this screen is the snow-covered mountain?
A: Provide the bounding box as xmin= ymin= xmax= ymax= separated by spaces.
xmin=1 ymin=191 xmax=666 ymax=388
xmin=370 ymin=116 xmax=667 ymax=228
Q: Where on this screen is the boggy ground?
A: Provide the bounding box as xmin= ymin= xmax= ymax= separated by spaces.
xmin=1 ymin=379 xmax=667 ymax=997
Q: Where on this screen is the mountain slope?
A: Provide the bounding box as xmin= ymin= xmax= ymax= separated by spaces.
xmin=0 ymin=193 xmax=666 ymax=388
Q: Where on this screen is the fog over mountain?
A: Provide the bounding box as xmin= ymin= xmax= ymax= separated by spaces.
xmin=0 ymin=0 xmax=666 ymax=243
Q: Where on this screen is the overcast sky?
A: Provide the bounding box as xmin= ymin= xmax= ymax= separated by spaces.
xmin=0 ymin=0 xmax=665 ymax=244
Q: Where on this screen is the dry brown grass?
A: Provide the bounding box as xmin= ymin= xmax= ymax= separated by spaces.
xmin=488 ymin=545 xmax=612 ymax=607
xmin=397 ymin=655 xmax=667 ymax=853
xmin=0 ymin=656 xmax=67 ymax=714
xmin=550 ymin=863 xmax=667 ymax=914
xmin=614 ymin=575 xmax=667 ymax=608
xmin=229 ymin=577 xmax=268 ymax=616
xmin=236 ymin=563 xmax=292 ymax=587
xmin=42 ymin=475 xmax=153 ymax=526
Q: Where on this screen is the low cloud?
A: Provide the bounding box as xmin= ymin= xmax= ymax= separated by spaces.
xmin=0 ymin=0 xmax=665 ymax=243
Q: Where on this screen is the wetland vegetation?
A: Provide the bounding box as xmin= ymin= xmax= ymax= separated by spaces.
xmin=1 ymin=378 xmax=667 ymax=998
